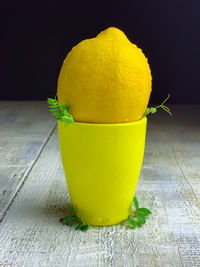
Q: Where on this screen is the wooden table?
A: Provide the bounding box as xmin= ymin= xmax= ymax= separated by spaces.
xmin=0 ymin=102 xmax=200 ymax=267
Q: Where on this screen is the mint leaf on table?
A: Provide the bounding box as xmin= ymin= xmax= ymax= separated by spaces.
xmin=60 ymin=205 xmax=91 ymax=232
xmin=127 ymin=216 xmax=138 ymax=228
xmin=133 ymin=196 xmax=139 ymax=209
xmin=126 ymin=196 xmax=151 ymax=229
xmin=139 ymin=208 xmax=152 ymax=215
xmin=60 ymin=197 xmax=151 ymax=232
xmin=136 ymin=213 xmax=146 ymax=225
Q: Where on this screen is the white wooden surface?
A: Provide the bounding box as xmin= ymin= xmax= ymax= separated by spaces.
xmin=0 ymin=102 xmax=56 ymax=220
xmin=0 ymin=103 xmax=200 ymax=267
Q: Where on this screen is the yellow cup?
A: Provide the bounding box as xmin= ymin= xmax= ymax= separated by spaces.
xmin=58 ymin=116 xmax=147 ymax=226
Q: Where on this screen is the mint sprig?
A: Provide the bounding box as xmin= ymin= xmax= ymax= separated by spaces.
xmin=47 ymin=95 xmax=74 ymax=126
xmin=60 ymin=205 xmax=91 ymax=232
xmin=126 ymin=196 xmax=151 ymax=229
xmin=60 ymin=197 xmax=151 ymax=232
xmin=144 ymin=94 xmax=172 ymax=117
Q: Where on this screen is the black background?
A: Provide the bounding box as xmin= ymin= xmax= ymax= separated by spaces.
xmin=1 ymin=0 xmax=200 ymax=104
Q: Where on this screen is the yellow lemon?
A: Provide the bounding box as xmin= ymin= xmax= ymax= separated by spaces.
xmin=57 ymin=27 xmax=152 ymax=123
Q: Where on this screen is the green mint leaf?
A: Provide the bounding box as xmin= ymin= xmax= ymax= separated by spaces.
xmin=133 ymin=197 xmax=139 ymax=209
xmin=69 ymin=204 xmax=78 ymax=218
xmin=150 ymin=108 xmax=157 ymax=114
xmin=136 ymin=221 xmax=142 ymax=227
xmin=63 ymin=216 xmax=73 ymax=222
xmin=144 ymin=94 xmax=172 ymax=117
xmin=60 ymin=204 xmax=91 ymax=232
xmin=143 ymin=108 xmax=150 ymax=117
xmin=136 ymin=213 xmax=146 ymax=225
xmin=139 ymin=208 xmax=151 ymax=215
xmin=69 ymin=221 xmax=77 ymax=227
xmin=66 ymin=105 xmax=70 ymax=112
xmin=80 ymin=225 xmax=90 ymax=231
xmin=143 ymin=107 xmax=157 ymax=117
xmin=128 ymin=218 xmax=137 ymax=228
xmin=47 ymin=96 xmax=75 ymax=125
xmin=75 ymin=224 xmax=82 ymax=230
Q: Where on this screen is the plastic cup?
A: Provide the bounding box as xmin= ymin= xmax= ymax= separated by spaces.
xmin=58 ymin=116 xmax=147 ymax=226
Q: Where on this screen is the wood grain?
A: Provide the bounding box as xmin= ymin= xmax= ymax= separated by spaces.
xmin=0 ymin=101 xmax=56 ymax=221
xmin=0 ymin=104 xmax=200 ymax=266
xmin=0 ymin=101 xmax=56 ymax=136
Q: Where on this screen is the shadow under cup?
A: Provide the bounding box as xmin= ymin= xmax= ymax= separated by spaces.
xmin=58 ymin=116 xmax=147 ymax=226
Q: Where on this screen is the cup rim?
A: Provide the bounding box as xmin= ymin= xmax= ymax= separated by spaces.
xmin=68 ymin=116 xmax=147 ymax=127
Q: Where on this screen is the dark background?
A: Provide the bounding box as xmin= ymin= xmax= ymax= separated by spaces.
xmin=1 ymin=0 xmax=200 ymax=104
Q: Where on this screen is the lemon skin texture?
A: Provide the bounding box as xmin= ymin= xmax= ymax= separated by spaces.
xmin=57 ymin=27 xmax=152 ymax=123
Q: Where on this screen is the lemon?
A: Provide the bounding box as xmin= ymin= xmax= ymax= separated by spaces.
xmin=57 ymin=27 xmax=152 ymax=123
